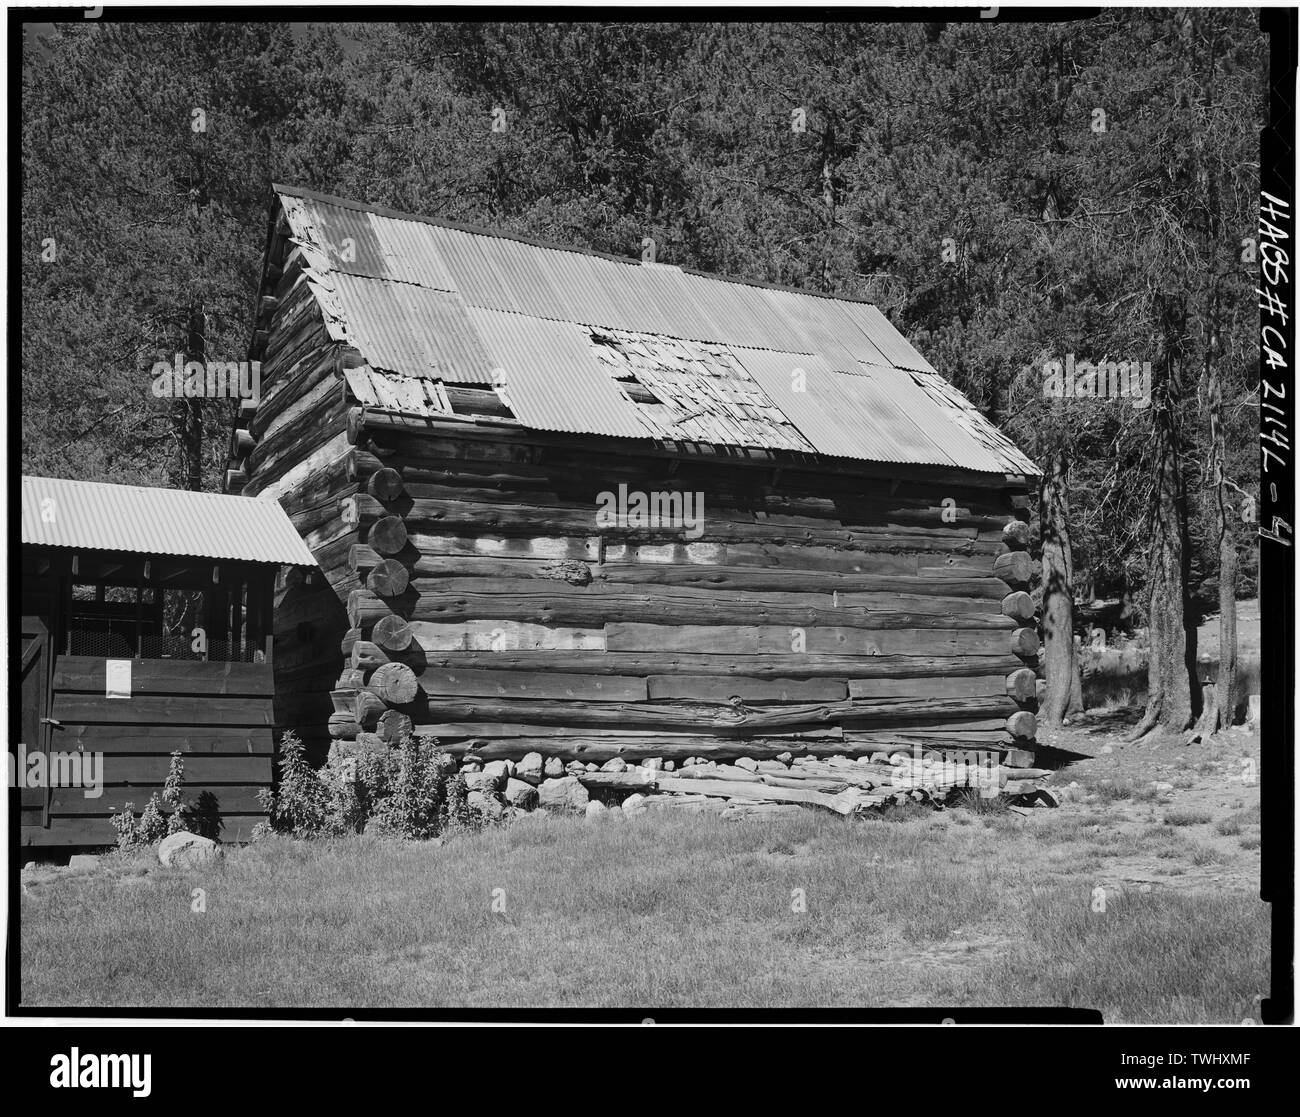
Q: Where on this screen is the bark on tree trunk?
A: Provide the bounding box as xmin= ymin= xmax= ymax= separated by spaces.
xmin=171 ymin=304 xmax=205 ymax=491
xmin=1197 ymin=311 xmax=1240 ymax=734
xmin=1131 ymin=355 xmax=1200 ymax=739
xmin=1039 ymin=448 xmax=1082 ymax=726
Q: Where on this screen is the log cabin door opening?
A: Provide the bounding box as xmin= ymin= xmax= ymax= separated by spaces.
xmin=20 ymin=615 xmax=54 ymax=829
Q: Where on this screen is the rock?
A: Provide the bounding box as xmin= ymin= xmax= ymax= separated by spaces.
xmin=640 ymin=757 xmax=663 ymax=770
xmin=622 ymin=793 xmax=647 ymax=817
xmin=544 ymin=756 xmax=565 ymax=778
xmin=601 ymin=757 xmax=628 ymax=773
xmin=463 ymin=769 xmax=503 ymax=793
xmin=157 ymin=832 xmax=221 ymax=870
xmin=776 ymin=752 xmax=793 ymax=764
xmin=68 ymin=854 xmax=100 ymax=872
xmin=467 ymin=790 xmax=505 ymax=821
xmin=517 ymin=752 xmax=545 ymax=784
xmin=538 ymin=776 xmax=589 ymax=813
xmin=756 ymin=760 xmax=788 ymax=773
xmin=461 ymin=760 xmax=483 ymax=773
xmin=565 ymin=760 xmax=585 ymax=776
xmin=585 ymin=800 xmax=608 ymax=821
xmin=606 ymin=804 xmax=624 ymax=821
xmin=585 ymin=762 xmax=599 ymax=772
xmin=504 ymin=778 xmax=539 ymax=810
xmin=662 ymin=760 xmax=675 ymax=771
xmin=1101 ymin=745 xmax=1113 ymax=754
xmin=1153 ymin=781 xmax=1174 ymax=792
xmin=734 ymin=757 xmax=759 ymax=771
xmin=483 ymin=760 xmax=511 ymax=783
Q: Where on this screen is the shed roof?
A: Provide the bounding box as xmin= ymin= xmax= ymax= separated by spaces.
xmin=21 ymin=476 xmax=317 ymax=566
xmin=271 ymin=184 xmax=1038 ymax=478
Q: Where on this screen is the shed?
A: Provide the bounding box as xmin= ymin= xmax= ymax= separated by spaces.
xmin=18 ymin=475 xmax=316 ymax=847
xmin=230 ymin=185 xmax=1042 ymax=770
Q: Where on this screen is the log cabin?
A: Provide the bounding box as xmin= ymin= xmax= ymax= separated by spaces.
xmin=230 ymin=184 xmax=1042 ymax=771
xmin=18 ymin=476 xmax=315 ymax=847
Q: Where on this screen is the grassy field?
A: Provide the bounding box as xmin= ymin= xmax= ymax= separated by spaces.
xmin=19 ymin=720 xmax=1268 ymax=1020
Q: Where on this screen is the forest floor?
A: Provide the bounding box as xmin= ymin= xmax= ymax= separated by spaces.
xmin=19 ymin=712 xmax=1267 ymax=1020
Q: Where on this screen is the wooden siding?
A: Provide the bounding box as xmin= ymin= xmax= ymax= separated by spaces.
xmin=20 ymin=656 xmax=275 ymax=847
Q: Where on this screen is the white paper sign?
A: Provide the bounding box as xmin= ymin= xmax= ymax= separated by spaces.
xmin=106 ymin=659 xmax=132 ymax=699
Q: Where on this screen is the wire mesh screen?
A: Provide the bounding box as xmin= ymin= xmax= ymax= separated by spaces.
xmin=63 ymin=583 xmax=260 ymax=662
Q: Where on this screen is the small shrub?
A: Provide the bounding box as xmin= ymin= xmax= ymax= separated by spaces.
xmin=372 ymin=735 xmax=469 ymax=840
xmin=949 ymin=787 xmax=1009 ymax=815
xmin=1239 ymin=835 xmax=1261 ymax=851
xmin=1164 ymin=810 xmax=1212 ymax=827
xmin=259 ymin=730 xmax=473 ymax=841
xmin=109 ymin=752 xmax=198 ymax=850
xmin=258 ymin=732 xmax=333 ymax=837
xmin=1215 ymin=817 xmax=1243 ymax=836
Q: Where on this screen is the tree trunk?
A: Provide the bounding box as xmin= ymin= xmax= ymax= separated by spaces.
xmin=171 ymin=304 xmax=205 ymax=491
xmin=1039 ymin=448 xmax=1082 ymax=725
xmin=1131 ymin=354 xmax=1199 ymax=739
xmin=1197 ymin=304 xmax=1239 ymax=734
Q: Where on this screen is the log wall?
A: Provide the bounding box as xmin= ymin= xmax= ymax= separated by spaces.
xmin=299 ymin=424 xmax=1040 ymax=765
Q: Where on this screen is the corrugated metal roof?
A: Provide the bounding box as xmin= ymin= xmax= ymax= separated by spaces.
xmin=272 ymin=184 xmax=1038 ymax=477
xmin=21 ymin=476 xmax=317 ymax=565
xmin=333 ymin=274 xmax=496 ymax=383
xmin=467 ymin=306 xmax=653 ymax=439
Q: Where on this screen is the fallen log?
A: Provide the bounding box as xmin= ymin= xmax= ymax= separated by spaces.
xmin=654 ymin=777 xmax=863 ymax=815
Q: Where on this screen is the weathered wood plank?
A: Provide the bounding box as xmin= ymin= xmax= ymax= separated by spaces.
xmin=51 ymin=694 xmax=275 ymax=727
xmin=847 ymin=674 xmax=1007 ymax=700
xmin=50 ymin=725 xmax=275 ymax=754
xmin=646 ymin=675 xmax=848 ymax=702
xmin=411 ymin=669 xmax=648 ymax=702
xmin=606 ymin=623 xmax=1014 ymax=656
xmin=52 ymin=657 xmax=274 ymax=697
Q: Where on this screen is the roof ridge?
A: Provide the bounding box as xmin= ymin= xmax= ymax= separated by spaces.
xmin=273 ymin=183 xmax=884 ymax=308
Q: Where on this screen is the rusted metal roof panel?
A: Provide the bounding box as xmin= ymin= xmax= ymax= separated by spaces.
xmin=333 ymin=274 xmax=496 ymax=384
xmin=370 ymin=214 xmax=458 ymax=291
xmin=736 ymin=349 xmax=912 ymax=462
xmin=839 ymin=302 xmax=938 ymax=374
xmin=466 ymin=307 xmax=653 ymax=439
xmin=21 ymin=476 xmax=317 ymax=565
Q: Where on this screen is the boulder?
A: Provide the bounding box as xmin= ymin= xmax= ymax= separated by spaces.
xmin=157 ymin=831 xmax=221 ymax=870
xmin=538 ymin=776 xmax=589 ymax=813
xmin=734 ymin=757 xmax=759 ymax=771
xmin=585 ymin=800 xmax=608 ymax=821
xmin=467 ymin=790 xmax=505 ymax=821
xmin=622 ymin=793 xmax=647 ymax=818
xmin=585 ymin=762 xmax=599 ymax=772
xmin=504 ymin=778 xmax=539 ymax=810
xmin=463 ymin=769 xmax=503 ymax=793
xmin=517 ymin=752 xmax=545 ymax=784
xmin=543 ymin=756 xmax=565 ymax=778
xmin=601 ymin=757 xmax=628 ymax=773
xmin=640 ymin=757 xmax=663 ymax=771
xmin=483 ymin=760 xmax=512 ymax=783
xmin=68 ymin=854 xmax=100 ymax=872
xmin=662 ymin=760 xmax=675 ymax=771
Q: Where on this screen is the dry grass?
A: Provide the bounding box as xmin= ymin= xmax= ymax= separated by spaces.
xmin=19 ymin=804 xmax=1269 ymax=1020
